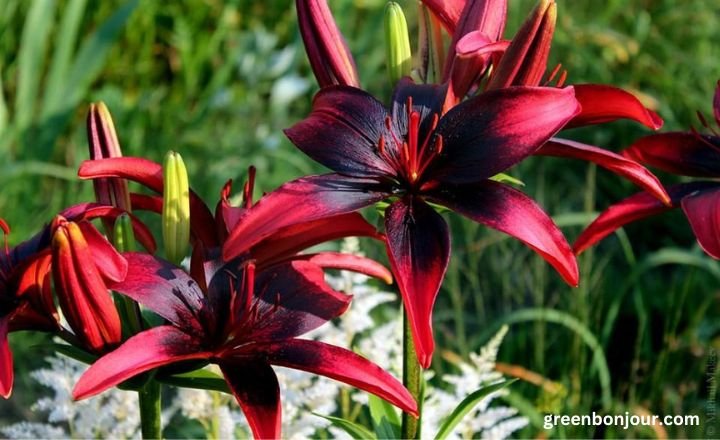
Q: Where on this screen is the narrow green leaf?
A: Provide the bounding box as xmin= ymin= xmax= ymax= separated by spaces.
xmin=157 ymin=369 xmax=231 ymax=394
xmin=36 ymin=343 xmax=97 ymax=365
xmin=435 ymin=379 xmax=517 ymax=440
xmin=41 ymin=0 xmax=88 ymax=119
xmin=0 ymin=63 xmax=8 ymax=135
xmin=0 ymin=160 xmax=77 ymax=180
xmin=313 ymin=414 xmax=376 ymax=440
xmin=368 ymin=394 xmax=401 ymax=439
xmin=64 ymin=0 xmax=138 ymax=107
xmin=15 ymin=0 xmax=57 ymax=133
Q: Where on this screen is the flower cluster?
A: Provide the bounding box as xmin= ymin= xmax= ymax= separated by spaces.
xmin=1 ymin=0 xmax=711 ymax=438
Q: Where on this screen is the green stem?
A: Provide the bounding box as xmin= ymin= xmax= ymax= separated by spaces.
xmin=401 ymin=308 xmax=422 ymax=439
xmin=139 ymin=380 xmax=162 ymax=439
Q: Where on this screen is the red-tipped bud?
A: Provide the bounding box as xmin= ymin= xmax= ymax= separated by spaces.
xmin=51 ymin=218 xmax=125 ymax=353
xmin=442 ymin=0 xmax=507 ymax=81
xmin=296 ymin=0 xmax=360 ymax=88
xmin=87 ymin=102 xmax=131 ymax=242
xmin=487 ymin=0 xmax=556 ymax=89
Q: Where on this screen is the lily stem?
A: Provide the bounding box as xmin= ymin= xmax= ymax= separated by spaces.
xmin=401 ymin=308 xmax=422 ymax=439
xmin=139 ymin=380 xmax=162 ymax=439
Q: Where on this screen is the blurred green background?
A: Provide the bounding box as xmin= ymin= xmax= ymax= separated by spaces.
xmin=1 ymin=0 xmax=719 ymax=437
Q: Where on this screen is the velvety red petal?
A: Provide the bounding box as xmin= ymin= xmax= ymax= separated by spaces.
xmin=566 ymin=84 xmax=663 ymax=130
xmin=285 ymin=86 xmax=396 ymax=178
xmin=223 ymin=174 xmax=390 ymax=261
xmin=421 ymin=0 xmax=465 ymax=32
xmin=249 ymin=212 xmax=382 ymax=266
xmin=289 ymin=252 xmax=393 ymax=284
xmin=433 ymin=86 xmax=580 ymax=184
xmin=537 ymin=138 xmax=670 ymax=204
xmin=212 ymin=261 xmax=350 ymax=341
xmin=220 ymin=361 xmax=281 ymax=439
xmin=78 ymin=158 xmax=218 ymax=247
xmin=0 ymin=317 xmax=12 ymax=398
xmin=573 ymin=182 xmax=720 ymax=255
xmin=239 ymin=339 xmax=418 ymax=416
xmin=108 ymin=252 xmax=211 ymax=336
xmin=623 ymin=132 xmax=720 ymax=177
xmin=385 ymin=199 xmax=450 ymax=368
xmin=681 ymin=187 xmax=720 ymax=259
xmin=76 ymin=221 xmax=128 ymax=283
xmin=73 ymin=325 xmax=210 ymax=400
xmin=430 ymin=180 xmax=578 ymax=286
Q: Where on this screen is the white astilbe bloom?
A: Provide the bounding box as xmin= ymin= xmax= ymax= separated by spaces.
xmin=422 ymin=326 xmax=528 ymax=440
xmin=1 ymin=355 xmax=140 ymax=439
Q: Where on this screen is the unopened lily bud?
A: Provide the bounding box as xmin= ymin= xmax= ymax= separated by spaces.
xmin=51 ymin=218 xmax=125 ymax=353
xmin=87 ymin=102 xmax=131 ymax=213
xmin=385 ymin=2 xmax=412 ymax=84
xmin=162 ymin=151 xmax=190 ymax=264
xmin=487 ymin=0 xmax=556 ymax=89
xmin=297 ymin=0 xmax=360 ymax=87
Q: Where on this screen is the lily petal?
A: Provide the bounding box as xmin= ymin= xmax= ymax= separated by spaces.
xmin=0 ymin=316 xmax=12 ymax=398
xmin=290 ymin=252 xmax=393 ymax=284
xmin=249 ymin=212 xmax=382 ymax=266
xmin=681 ymin=188 xmax=720 ymax=259
xmin=211 ymin=261 xmax=350 ymax=341
xmin=421 ymin=0 xmax=465 ymax=33
xmin=284 ymin=87 xmax=396 ymax=178
xmin=108 ymin=252 xmax=210 ymax=336
xmin=430 ymin=180 xmax=578 ymax=285
xmin=223 ymin=174 xmax=389 ymax=261
xmin=573 ymin=182 xmax=720 ymax=255
xmin=78 ymin=158 xmax=218 ymax=248
xmin=240 ymin=339 xmax=418 ymax=416
xmin=434 ymin=86 xmax=580 ymax=184
xmin=566 ymin=84 xmax=663 ymax=130
xmin=76 ymin=221 xmax=128 ymax=283
xmin=220 ymin=362 xmax=281 ymax=440
xmin=623 ymin=132 xmax=720 ymax=177
xmin=536 ymin=138 xmax=671 ymax=204
xmin=385 ymin=199 xmax=450 ymax=368
xmin=73 ymin=325 xmax=210 ymax=400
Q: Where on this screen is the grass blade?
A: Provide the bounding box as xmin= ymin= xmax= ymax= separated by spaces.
xmin=41 ymin=0 xmax=88 ymax=119
xmin=435 ymin=380 xmax=517 ymax=440
xmin=313 ymin=414 xmax=376 ymax=439
xmin=15 ymin=0 xmax=57 ymax=136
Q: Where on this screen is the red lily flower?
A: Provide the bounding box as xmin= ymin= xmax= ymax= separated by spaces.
xmin=222 ymin=79 xmax=582 ymax=367
xmin=575 ymin=81 xmax=720 ymax=258
xmin=51 ymin=217 xmax=126 ymax=353
xmin=0 ymin=203 xmax=152 ymax=398
xmin=77 ymin=158 xmax=393 ymax=286
xmin=72 ymin=255 xmax=418 ymax=439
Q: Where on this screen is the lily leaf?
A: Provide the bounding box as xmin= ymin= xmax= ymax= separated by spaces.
xmin=37 ymin=343 xmax=97 ymax=364
xmin=158 ymin=369 xmax=231 ymax=394
xmin=489 ymin=172 xmax=525 ymax=187
xmin=368 ymin=394 xmax=401 ymax=439
xmin=313 ymin=414 xmax=376 ymax=440
xmin=435 ymin=379 xmax=517 ymax=440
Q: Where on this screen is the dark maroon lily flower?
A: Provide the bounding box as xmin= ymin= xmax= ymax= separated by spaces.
xmin=72 ymin=254 xmax=418 ymax=439
xmin=575 ymin=81 xmax=720 ymax=258
xmin=222 ymin=79 xmax=583 ymax=368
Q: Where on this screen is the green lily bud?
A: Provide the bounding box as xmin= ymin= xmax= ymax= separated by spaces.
xmin=113 ymin=213 xmax=136 ymax=253
xmin=384 ymin=2 xmax=412 ymax=84
xmin=162 ymin=151 xmax=190 ymax=264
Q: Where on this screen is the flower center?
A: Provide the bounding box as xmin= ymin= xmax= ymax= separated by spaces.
xmin=377 ymin=96 xmax=444 ymax=188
